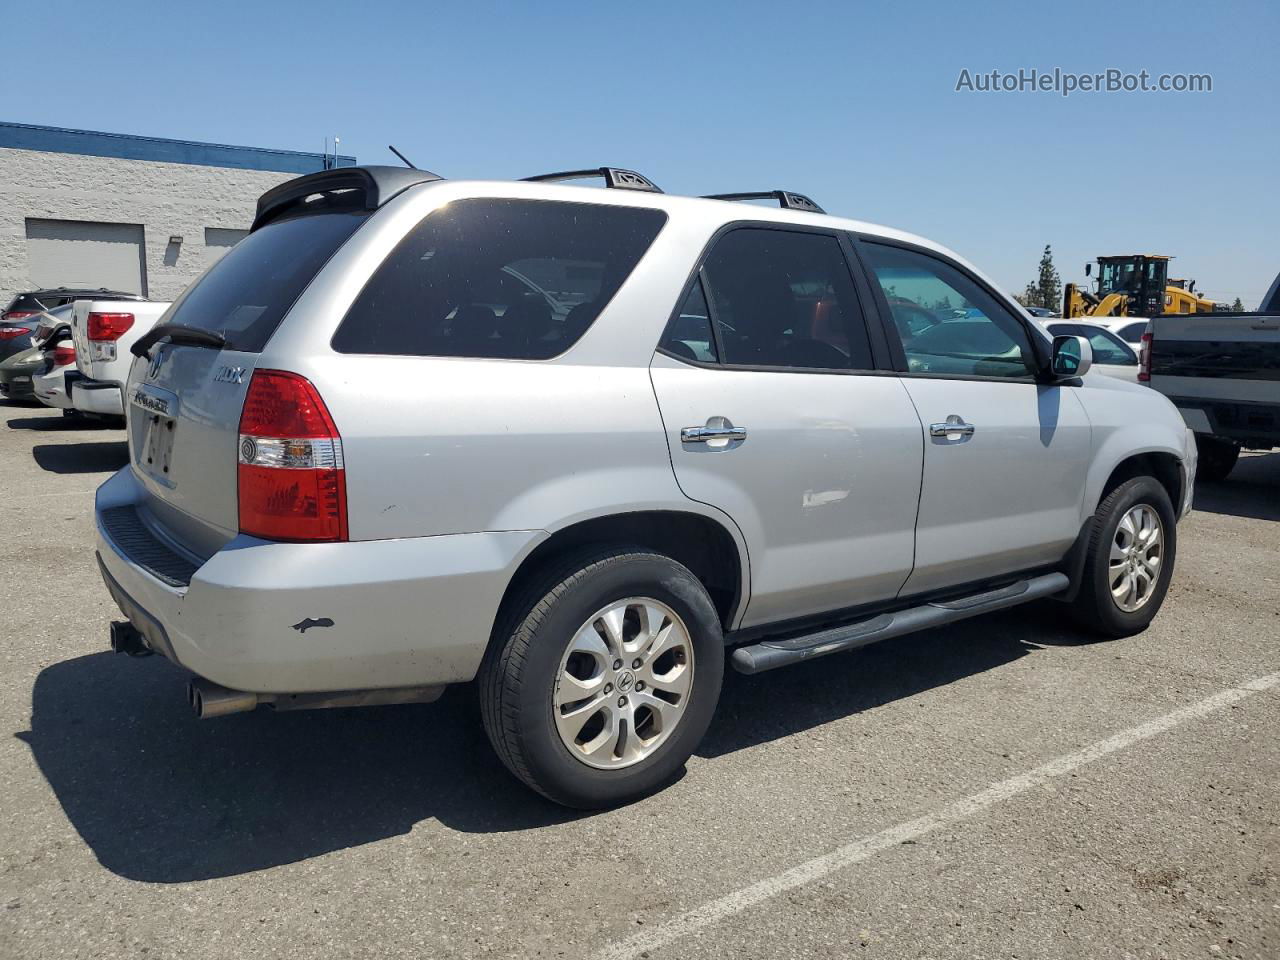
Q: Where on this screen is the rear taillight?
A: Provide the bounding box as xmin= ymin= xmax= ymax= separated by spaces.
xmin=86 ymin=312 xmax=134 ymax=361
xmin=0 ymin=326 xmax=28 ymax=340
xmin=2 ymin=311 xmax=37 ymax=322
xmin=1138 ymin=332 xmax=1153 ymax=382
xmin=52 ymin=345 xmax=77 ymax=366
xmin=237 ymin=369 xmax=348 ymax=542
xmin=87 ymin=312 xmax=135 ymax=340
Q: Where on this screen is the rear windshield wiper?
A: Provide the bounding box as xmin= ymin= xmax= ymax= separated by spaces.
xmin=131 ymin=324 xmax=228 ymax=359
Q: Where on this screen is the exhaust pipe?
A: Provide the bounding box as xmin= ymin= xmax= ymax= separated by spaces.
xmin=110 ymin=621 xmax=152 ymax=657
xmin=188 ymin=678 xmax=259 ymax=719
xmin=185 ymin=678 xmax=445 ymax=719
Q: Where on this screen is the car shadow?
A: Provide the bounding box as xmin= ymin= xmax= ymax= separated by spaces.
xmin=698 ymin=604 xmax=1076 ymax=758
xmin=31 ymin=441 xmax=129 ymax=474
xmin=6 ymin=413 xmax=121 ymax=431
xmin=18 ymin=606 xmax=1085 ymax=884
xmin=18 ymin=653 xmax=578 ymax=883
xmin=1193 ymin=452 xmax=1279 ymax=522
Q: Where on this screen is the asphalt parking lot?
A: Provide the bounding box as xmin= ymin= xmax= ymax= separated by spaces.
xmin=1 ymin=402 xmax=1277 ymax=960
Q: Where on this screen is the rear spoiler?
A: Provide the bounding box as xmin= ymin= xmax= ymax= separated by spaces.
xmin=251 ymin=165 xmax=443 ymax=231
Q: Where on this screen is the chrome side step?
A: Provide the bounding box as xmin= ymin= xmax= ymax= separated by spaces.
xmin=730 ymin=572 xmax=1069 ymax=675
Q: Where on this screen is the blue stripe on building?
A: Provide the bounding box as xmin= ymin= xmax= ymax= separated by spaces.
xmin=0 ymin=121 xmax=356 ymax=174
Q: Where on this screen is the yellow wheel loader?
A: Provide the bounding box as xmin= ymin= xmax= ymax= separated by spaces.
xmin=1063 ymin=254 xmax=1216 ymax=319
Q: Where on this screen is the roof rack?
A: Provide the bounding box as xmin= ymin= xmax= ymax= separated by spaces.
xmin=521 ymin=167 xmax=662 ymax=193
xmin=702 ymin=190 xmax=825 ymax=214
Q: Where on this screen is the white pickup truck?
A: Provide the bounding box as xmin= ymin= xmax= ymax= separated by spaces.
xmin=1143 ymin=270 xmax=1280 ymax=480
xmin=71 ymin=300 xmax=171 ymax=416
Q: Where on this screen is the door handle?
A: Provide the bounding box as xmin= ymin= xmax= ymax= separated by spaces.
xmin=681 ymin=417 xmax=747 ymax=445
xmin=929 ymin=415 xmax=976 ymax=438
xmin=681 ymin=425 xmax=748 ymax=443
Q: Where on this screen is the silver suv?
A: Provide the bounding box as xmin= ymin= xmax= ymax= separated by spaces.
xmin=96 ymin=166 xmax=1196 ymax=807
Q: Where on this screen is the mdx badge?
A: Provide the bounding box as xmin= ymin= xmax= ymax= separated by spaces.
xmin=213 ymin=365 xmax=246 ymax=385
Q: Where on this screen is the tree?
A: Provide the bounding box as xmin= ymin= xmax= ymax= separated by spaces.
xmin=1231 ymin=297 xmax=1244 ymax=311
xmin=1018 ymin=246 xmax=1062 ymax=310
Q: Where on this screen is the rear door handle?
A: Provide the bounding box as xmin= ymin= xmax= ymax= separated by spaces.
xmin=681 ymin=416 xmax=747 ymax=445
xmin=929 ymin=415 xmax=975 ymax=438
xmin=681 ymin=425 xmax=748 ymax=443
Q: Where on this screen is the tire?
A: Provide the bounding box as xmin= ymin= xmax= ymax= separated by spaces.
xmin=1070 ymin=476 xmax=1177 ymax=638
xmin=480 ymin=547 xmax=725 ymax=808
xmin=1195 ymin=435 xmax=1240 ymax=482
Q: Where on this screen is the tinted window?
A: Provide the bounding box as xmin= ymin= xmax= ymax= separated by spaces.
xmin=698 ymin=229 xmax=872 ymax=371
xmin=334 ymin=199 xmax=667 ymax=359
xmin=862 ymin=243 xmax=1033 ymax=379
xmin=660 ymin=279 xmax=718 ymax=363
xmin=1047 ymin=323 xmax=1136 ymax=366
xmin=1117 ymin=321 xmax=1147 ymax=344
xmin=163 ymin=212 xmax=367 ymax=352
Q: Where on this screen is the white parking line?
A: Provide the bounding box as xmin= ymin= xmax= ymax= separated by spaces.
xmin=594 ymin=670 xmax=1280 ymax=960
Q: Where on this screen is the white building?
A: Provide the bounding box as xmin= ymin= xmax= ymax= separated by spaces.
xmin=0 ymin=121 xmax=355 ymax=302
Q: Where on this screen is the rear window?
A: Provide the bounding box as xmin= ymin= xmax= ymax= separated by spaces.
xmin=162 ymin=211 xmax=368 ymax=353
xmin=332 ymin=198 xmax=667 ymax=359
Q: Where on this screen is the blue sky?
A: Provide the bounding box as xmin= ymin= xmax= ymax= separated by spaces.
xmin=7 ymin=0 xmax=1278 ymax=306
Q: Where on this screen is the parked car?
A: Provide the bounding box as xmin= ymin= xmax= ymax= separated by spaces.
xmin=1 ymin=289 xmax=144 ymax=364
xmin=0 ymin=344 xmax=43 ymax=403
xmin=31 ymin=311 xmax=82 ymax=414
xmin=1023 ymin=305 xmax=1057 ymax=319
xmin=96 ymin=165 xmax=1196 ymax=808
xmin=1091 ymin=317 xmax=1150 ymax=345
xmin=1044 ymin=320 xmax=1140 ymax=382
xmin=69 ymin=299 xmax=171 ymax=416
xmin=1142 ymin=269 xmax=1280 ymax=480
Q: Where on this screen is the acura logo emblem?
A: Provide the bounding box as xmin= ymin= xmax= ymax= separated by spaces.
xmin=147 ymin=346 xmax=166 ymax=380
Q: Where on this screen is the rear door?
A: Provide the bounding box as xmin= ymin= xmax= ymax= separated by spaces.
xmin=123 ymin=207 xmax=369 ymax=554
xmin=856 ymin=239 xmax=1091 ymax=596
xmin=650 ymin=226 xmax=924 ymax=628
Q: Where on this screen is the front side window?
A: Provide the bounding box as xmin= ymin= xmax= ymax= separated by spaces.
xmin=334 ymin=199 xmax=666 ymax=359
xmin=861 ymin=243 xmax=1034 ymax=379
xmin=696 ymin=228 xmax=873 ymax=371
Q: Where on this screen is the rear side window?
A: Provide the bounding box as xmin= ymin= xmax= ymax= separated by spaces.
xmin=162 ymin=212 xmax=368 ymax=353
xmin=697 ymin=228 xmax=874 ymax=371
xmin=332 ymin=198 xmax=667 ymax=359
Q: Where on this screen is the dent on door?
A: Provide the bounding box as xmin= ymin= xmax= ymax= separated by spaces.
xmin=650 ymin=353 xmax=925 ymax=626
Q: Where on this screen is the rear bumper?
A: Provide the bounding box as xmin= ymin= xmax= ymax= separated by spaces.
xmin=1171 ymin=395 xmax=1280 ymax=450
xmin=94 ymin=467 xmax=542 ymax=693
xmin=72 ymin=378 xmax=124 ymax=416
xmin=0 ymin=376 xmax=36 ymax=401
xmin=33 ymin=368 xmax=79 ymax=409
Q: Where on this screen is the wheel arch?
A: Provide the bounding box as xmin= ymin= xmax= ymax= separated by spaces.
xmin=1058 ymin=446 xmax=1186 ymax=603
xmin=490 ymin=508 xmax=749 ymax=648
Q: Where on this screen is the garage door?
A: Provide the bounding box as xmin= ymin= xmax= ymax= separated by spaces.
xmin=24 ymin=218 xmax=148 ymax=295
xmin=202 ymin=227 xmax=249 ymax=270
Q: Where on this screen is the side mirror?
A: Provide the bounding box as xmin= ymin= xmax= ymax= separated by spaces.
xmin=1085 ymin=263 xmax=1092 ymax=277
xmin=1051 ymin=335 xmax=1093 ymax=379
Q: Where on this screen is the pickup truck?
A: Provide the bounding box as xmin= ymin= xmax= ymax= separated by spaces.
xmin=71 ymin=300 xmax=171 ymax=417
xmin=1142 ymin=271 xmax=1280 ymax=480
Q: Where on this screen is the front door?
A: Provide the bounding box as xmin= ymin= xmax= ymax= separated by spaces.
xmin=650 ymin=226 xmax=925 ymax=628
xmin=857 ymin=240 xmax=1091 ymax=596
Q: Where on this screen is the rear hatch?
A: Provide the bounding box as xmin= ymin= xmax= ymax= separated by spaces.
xmin=123 ymin=206 xmax=370 ymax=555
